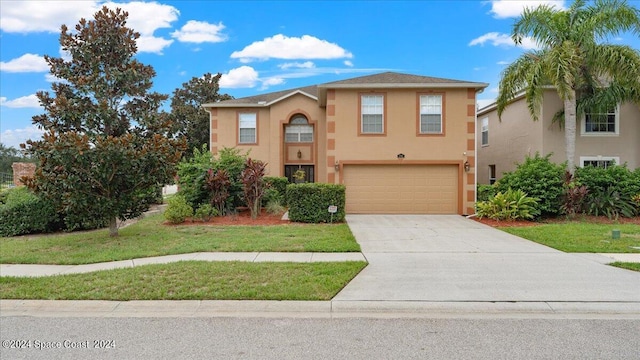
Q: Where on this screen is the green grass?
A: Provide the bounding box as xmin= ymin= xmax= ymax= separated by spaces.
xmin=0 ymin=261 xmax=367 ymax=300
xmin=610 ymin=262 xmax=640 ymax=272
xmin=0 ymin=214 xmax=360 ymax=265
xmin=500 ymin=223 xmax=640 ymax=253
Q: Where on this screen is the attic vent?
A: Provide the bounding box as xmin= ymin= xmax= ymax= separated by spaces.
xmin=258 ymin=101 xmax=267 ymax=105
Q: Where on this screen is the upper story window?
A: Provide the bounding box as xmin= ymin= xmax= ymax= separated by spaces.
xmin=285 ymin=115 xmax=313 ymax=142
xmin=419 ymin=95 xmax=443 ymax=134
xmin=481 ymin=117 xmax=489 ymax=146
xmin=238 ymin=113 xmax=257 ymax=144
xmin=361 ymin=95 xmax=384 ymax=134
xmin=582 ymin=106 xmax=619 ymax=135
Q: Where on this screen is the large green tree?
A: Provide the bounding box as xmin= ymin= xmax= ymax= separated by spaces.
xmin=497 ymin=0 xmax=640 ymax=173
xmin=170 ymin=73 xmax=232 ymax=157
xmin=24 ymin=6 xmax=185 ymax=236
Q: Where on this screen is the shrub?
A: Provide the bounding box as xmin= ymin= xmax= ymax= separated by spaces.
xmin=476 ymin=188 xmax=540 ymax=221
xmin=194 ymin=203 xmax=218 ymax=222
xmin=496 ymin=153 xmax=565 ymax=217
xmin=176 ymin=145 xmax=215 ymax=208
xmin=575 ymin=164 xmax=639 ymax=217
xmin=287 ymin=183 xmax=345 ymax=223
xmin=241 ymin=158 xmax=267 ymax=219
xmin=0 ymin=187 xmax=60 ymax=237
xmin=477 ymin=184 xmax=497 ymax=202
xmin=164 ymin=195 xmax=193 ymax=224
xmin=264 ymin=176 xmax=289 ymax=204
xmin=212 ymin=147 xmax=248 ymax=208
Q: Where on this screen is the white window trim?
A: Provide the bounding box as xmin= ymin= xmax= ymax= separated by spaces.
xmin=481 ymin=117 xmax=489 ymax=146
xmin=361 ymin=95 xmax=384 ymax=134
xmin=419 ymin=95 xmax=443 ymax=134
xmin=579 ymin=156 xmax=620 ymax=168
xmin=580 ymin=104 xmax=620 ymax=137
xmin=238 ymin=113 xmax=257 ymax=144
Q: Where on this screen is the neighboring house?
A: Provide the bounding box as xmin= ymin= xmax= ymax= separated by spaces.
xmin=203 ymin=72 xmax=487 ymax=215
xmin=476 ymin=89 xmax=640 ymax=185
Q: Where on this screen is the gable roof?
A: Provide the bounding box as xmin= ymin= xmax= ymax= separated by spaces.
xmin=203 ymin=72 xmax=488 ymax=109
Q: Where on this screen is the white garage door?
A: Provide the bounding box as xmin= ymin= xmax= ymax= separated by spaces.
xmin=343 ymin=164 xmax=458 ymax=214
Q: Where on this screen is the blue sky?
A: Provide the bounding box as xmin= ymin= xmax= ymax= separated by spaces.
xmin=1 ymin=0 xmax=638 ymax=149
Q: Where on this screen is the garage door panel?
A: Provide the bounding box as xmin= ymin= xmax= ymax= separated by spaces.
xmin=344 ymin=165 xmax=458 ymax=214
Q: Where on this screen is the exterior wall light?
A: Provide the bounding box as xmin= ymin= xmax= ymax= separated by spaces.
xmin=297 ymin=149 xmax=302 ymax=159
xmin=397 ymin=153 xmax=405 ymax=159
xmin=464 ymin=160 xmax=470 ymax=172
xmin=334 ymin=161 xmax=340 ymax=171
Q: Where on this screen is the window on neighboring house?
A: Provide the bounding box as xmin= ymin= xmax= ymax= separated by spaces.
xmin=481 ymin=117 xmax=489 ymax=146
xmin=361 ymin=95 xmax=384 ymax=134
xmin=238 ymin=113 xmax=256 ymax=144
xmin=580 ymin=156 xmax=620 ymax=169
xmin=419 ymin=95 xmax=443 ymax=134
xmin=582 ymin=106 xmax=618 ymax=135
xmin=489 ymin=164 xmax=496 ymax=185
xmin=285 ymin=115 xmax=313 ymax=142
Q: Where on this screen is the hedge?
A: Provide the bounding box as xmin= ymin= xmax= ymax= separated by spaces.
xmin=286 ymin=183 xmax=345 ymax=223
xmin=0 ymin=187 xmax=60 ymax=237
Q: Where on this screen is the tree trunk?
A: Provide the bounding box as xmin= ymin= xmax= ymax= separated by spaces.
xmin=108 ymin=217 xmax=119 ymax=237
xmin=564 ymin=93 xmax=577 ymax=174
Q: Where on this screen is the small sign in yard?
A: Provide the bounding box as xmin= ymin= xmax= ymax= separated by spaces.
xmin=328 ymin=205 xmax=338 ymax=213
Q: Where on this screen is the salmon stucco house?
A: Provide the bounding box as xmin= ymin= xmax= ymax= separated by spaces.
xmin=203 ymin=72 xmax=488 ymax=215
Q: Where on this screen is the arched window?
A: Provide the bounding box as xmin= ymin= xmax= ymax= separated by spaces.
xmin=285 ymin=115 xmax=313 ymax=142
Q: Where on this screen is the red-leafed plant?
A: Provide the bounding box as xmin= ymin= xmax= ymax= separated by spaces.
xmin=241 ymin=158 xmax=267 ymax=219
xmin=204 ymin=168 xmax=230 ymax=215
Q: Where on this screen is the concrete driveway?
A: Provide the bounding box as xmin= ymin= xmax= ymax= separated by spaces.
xmin=334 ymin=215 xmax=640 ymax=304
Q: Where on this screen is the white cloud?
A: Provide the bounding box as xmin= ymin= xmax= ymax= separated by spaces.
xmin=171 ymin=20 xmax=226 ymax=43
xmin=279 ymin=61 xmax=315 ymax=70
xmin=0 ymin=125 xmax=45 ymax=149
xmin=0 ymin=1 xmax=179 ymax=54
xmin=219 ymin=66 xmax=259 ymax=88
xmin=469 ymin=32 xmax=539 ymax=50
xmin=259 ymin=77 xmax=285 ymax=90
xmin=344 ymin=60 xmax=354 ymax=67
xmin=231 ymin=34 xmax=353 ymax=63
xmin=0 ymin=94 xmax=42 ymax=108
xmin=0 ymin=54 xmax=48 ymax=73
xmin=0 ymin=1 xmax=98 ymax=33
xmin=489 ymin=0 xmax=565 ymax=19
xmin=497 ymin=60 xmax=510 ymax=65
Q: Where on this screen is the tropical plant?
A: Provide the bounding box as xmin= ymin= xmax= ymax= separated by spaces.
xmin=476 ymin=188 xmax=540 ymax=221
xmin=560 ymin=171 xmax=589 ymax=217
xmin=23 ymin=7 xmax=185 ymax=236
xmin=586 ymin=187 xmax=636 ymax=219
xmin=204 ymin=168 xmax=230 ymax=215
xmin=497 ymin=0 xmax=640 ymax=174
xmin=241 ymin=158 xmax=267 ymax=219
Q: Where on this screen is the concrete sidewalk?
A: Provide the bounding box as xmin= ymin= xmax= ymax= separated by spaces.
xmin=0 ymin=252 xmax=367 ymax=278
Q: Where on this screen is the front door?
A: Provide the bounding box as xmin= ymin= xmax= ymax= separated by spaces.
xmin=285 ymin=165 xmax=314 ymax=183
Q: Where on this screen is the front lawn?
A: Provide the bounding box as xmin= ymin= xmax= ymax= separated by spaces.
xmin=0 ymin=214 xmax=361 ymax=265
xmin=500 ymin=223 xmax=640 ymax=253
xmin=0 ymin=261 xmax=367 ymax=300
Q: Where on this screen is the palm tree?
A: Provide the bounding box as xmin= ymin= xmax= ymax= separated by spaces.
xmin=497 ymin=0 xmax=640 ymax=173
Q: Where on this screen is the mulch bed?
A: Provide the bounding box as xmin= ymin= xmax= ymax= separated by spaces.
xmin=166 ymin=208 xmax=290 ymax=226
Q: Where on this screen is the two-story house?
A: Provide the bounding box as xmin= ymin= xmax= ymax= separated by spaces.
xmin=477 ymin=89 xmax=640 ymax=185
xmin=203 ymin=72 xmax=488 ymax=215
